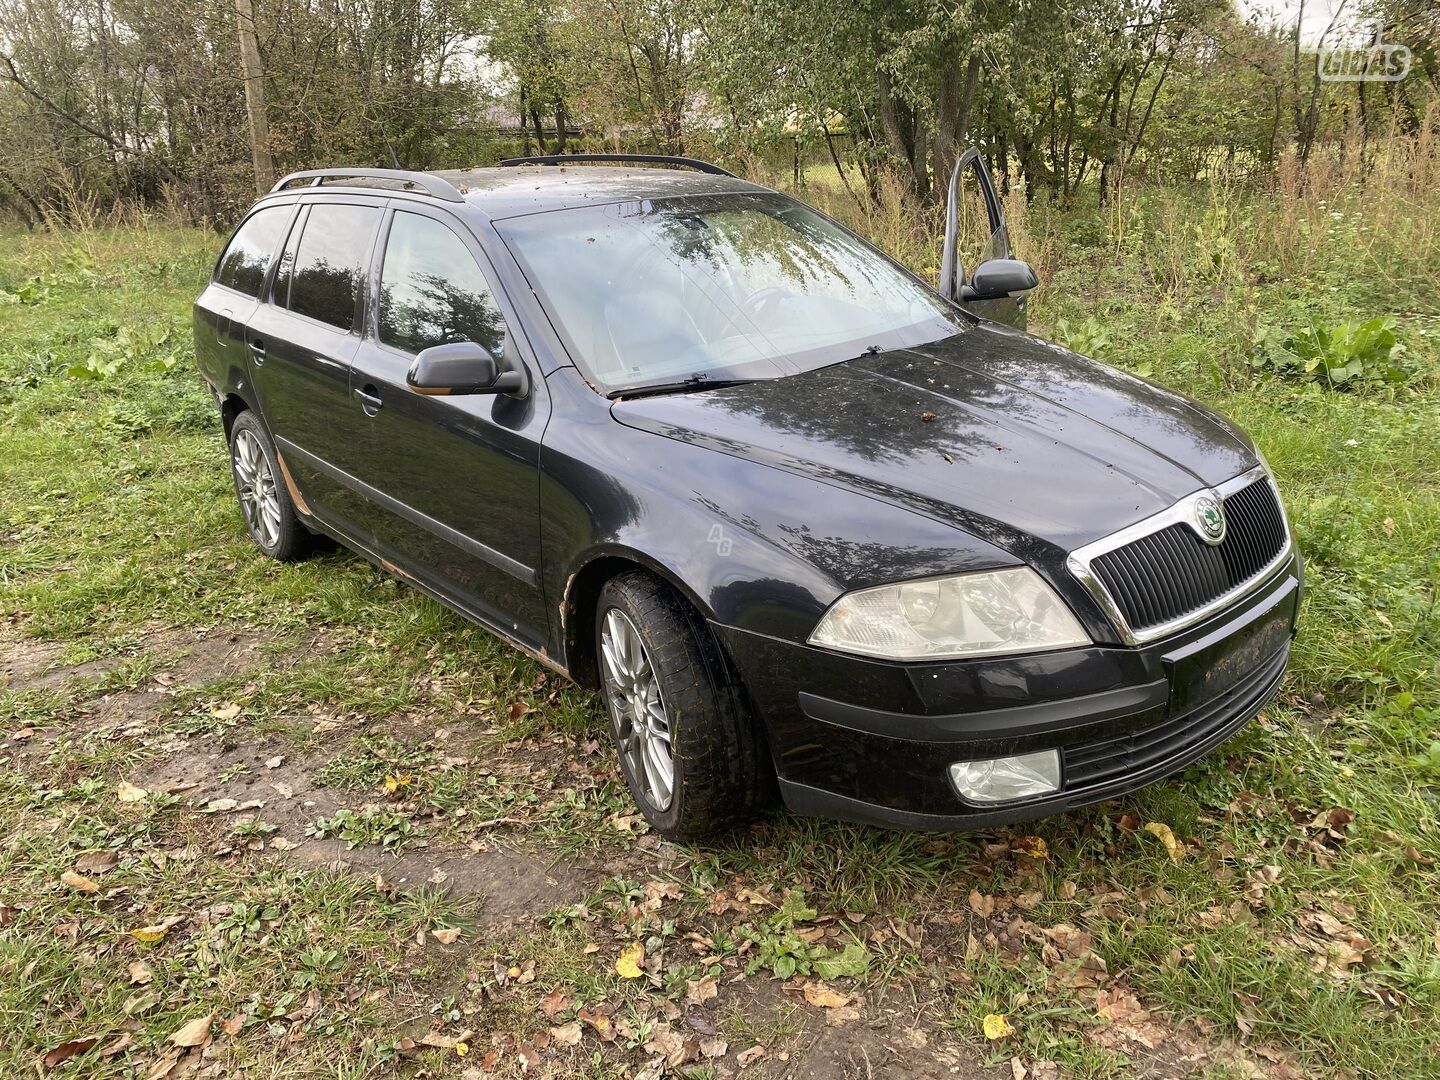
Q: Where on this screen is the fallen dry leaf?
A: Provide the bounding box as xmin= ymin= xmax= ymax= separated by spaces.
xmin=169 ymin=1014 xmax=213 ymax=1048
xmin=700 ymin=1037 xmax=728 ymax=1058
xmin=801 ymin=981 xmax=852 ymax=1009
xmin=128 ymin=960 xmax=154 ymax=985
xmin=98 ymin=1034 xmax=134 ymax=1058
xmin=549 ymin=1021 xmax=582 ymax=1047
xmin=615 ymin=942 xmax=645 ymax=979
xmin=610 ymin=811 xmax=646 ymax=833
xmin=75 ymin=850 xmax=119 ymax=874
xmin=578 ymin=1007 xmax=613 ymax=1039
xmin=144 ymin=1046 xmax=184 ymax=1080
xmin=1143 ymin=821 xmax=1185 ymax=861
xmin=539 ymin=988 xmax=570 ymax=1017
xmin=43 ymin=1036 xmax=100 ymax=1069
xmin=209 ymin=702 xmax=241 ymax=721
xmin=736 ymin=1045 xmax=765 ymax=1068
xmin=117 ymin=782 xmax=149 ymax=803
xmin=968 ymin=890 xmax=996 ymax=917
xmin=60 ymin=870 xmax=101 ymax=895
xmin=684 ymin=976 xmax=718 ymax=1007
xmin=1096 ymin=987 xmax=1147 ymax=1022
xmin=431 ymin=927 xmax=462 ymax=945
xmin=1014 ymin=836 xmax=1048 ymax=859
xmin=418 ymin=1027 xmax=473 ymax=1050
xmin=264 ymin=755 xmax=284 ymax=769
xmin=984 ymin=1013 xmax=1015 ymax=1040
xmin=130 ymin=915 xmax=185 ymax=943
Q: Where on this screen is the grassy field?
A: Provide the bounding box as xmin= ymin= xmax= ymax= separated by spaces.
xmin=1 ymin=157 xmax=1438 ymax=1079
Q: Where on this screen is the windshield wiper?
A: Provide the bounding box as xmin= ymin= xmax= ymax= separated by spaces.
xmin=607 ymin=374 xmax=753 ymax=400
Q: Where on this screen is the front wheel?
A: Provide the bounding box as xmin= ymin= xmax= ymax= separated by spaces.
xmin=595 ymin=572 xmax=766 ymax=841
xmin=228 ymin=410 xmax=313 ymax=562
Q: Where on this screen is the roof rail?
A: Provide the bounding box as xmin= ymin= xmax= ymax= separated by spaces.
xmin=497 ymin=153 xmax=736 ymax=178
xmin=269 ymin=168 xmax=466 ymax=203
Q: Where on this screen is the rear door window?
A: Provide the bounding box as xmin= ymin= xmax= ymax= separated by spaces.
xmin=215 ymin=205 xmax=290 ymax=296
xmin=283 ymin=203 xmax=380 ymax=332
xmin=377 ymin=211 xmax=507 ymax=357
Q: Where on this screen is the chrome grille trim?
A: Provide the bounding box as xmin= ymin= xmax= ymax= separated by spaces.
xmin=1066 ymin=465 xmax=1295 ymax=645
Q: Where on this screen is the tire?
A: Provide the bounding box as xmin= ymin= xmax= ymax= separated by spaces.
xmin=227 ymin=410 xmax=313 ymax=562
xmin=595 ymin=571 xmax=766 ymax=841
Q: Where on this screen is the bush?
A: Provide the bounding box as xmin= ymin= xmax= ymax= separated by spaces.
xmin=1251 ymin=315 xmax=1412 ymax=388
xmin=1052 ymin=315 xmax=1114 ymax=361
xmin=68 ymin=319 xmax=189 ymax=381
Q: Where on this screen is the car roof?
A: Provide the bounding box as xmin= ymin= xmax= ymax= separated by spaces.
xmin=432 ymin=165 xmax=773 ymax=221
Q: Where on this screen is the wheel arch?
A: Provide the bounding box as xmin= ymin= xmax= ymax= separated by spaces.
xmin=561 ymin=548 xmax=716 ymax=689
xmin=220 ymin=390 xmax=252 ymax=440
xmin=564 ymin=547 xmax=780 ymax=816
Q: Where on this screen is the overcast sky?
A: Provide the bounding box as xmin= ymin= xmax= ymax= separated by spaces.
xmin=1235 ymin=0 xmax=1386 ymax=45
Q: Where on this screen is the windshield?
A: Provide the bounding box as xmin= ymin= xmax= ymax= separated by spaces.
xmin=497 ymin=192 xmax=966 ymax=393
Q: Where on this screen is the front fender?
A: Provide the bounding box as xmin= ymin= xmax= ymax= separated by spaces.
xmin=539 ymin=368 xmax=1017 ymax=667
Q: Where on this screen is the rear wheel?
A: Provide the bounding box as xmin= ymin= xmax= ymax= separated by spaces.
xmin=596 ymin=571 xmax=765 ymax=841
xmin=227 ymin=410 xmax=312 ymax=562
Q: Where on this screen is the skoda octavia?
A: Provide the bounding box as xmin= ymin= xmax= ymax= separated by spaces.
xmin=193 ymin=154 xmax=1301 ymax=839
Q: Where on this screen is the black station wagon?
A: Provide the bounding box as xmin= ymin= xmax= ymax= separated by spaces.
xmin=193 ymin=153 xmax=1302 ymax=839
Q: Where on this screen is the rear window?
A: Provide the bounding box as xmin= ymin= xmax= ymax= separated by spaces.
xmin=215 ymin=206 xmax=290 ymax=296
xmin=284 ymin=203 xmax=380 ymax=332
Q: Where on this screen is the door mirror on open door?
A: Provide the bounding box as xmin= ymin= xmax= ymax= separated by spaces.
xmin=939 ymin=147 xmax=1037 ymax=328
xmin=963 ymin=258 xmax=1039 ymax=302
xmin=407 ymin=341 xmax=525 ymax=396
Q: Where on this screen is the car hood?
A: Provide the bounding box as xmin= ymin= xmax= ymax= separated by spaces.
xmin=610 ymin=324 xmax=1258 ymax=554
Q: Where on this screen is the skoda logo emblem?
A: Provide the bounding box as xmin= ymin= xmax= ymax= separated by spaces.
xmin=1194 ymin=494 xmax=1226 ymax=545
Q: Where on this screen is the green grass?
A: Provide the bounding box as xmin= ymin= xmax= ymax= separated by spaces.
xmin=1 ymin=175 xmax=1438 ymax=1078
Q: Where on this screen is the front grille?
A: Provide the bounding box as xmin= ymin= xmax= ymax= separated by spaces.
xmin=1064 ymin=643 xmax=1287 ymax=789
xmin=1089 ymin=478 xmax=1287 ymax=635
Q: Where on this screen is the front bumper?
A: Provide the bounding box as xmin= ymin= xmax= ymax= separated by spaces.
xmin=714 ymin=550 xmax=1302 ymax=831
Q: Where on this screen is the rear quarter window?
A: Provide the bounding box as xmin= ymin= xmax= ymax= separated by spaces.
xmin=284 ymin=203 xmax=380 ymax=332
xmin=215 ymin=206 xmax=291 ymax=296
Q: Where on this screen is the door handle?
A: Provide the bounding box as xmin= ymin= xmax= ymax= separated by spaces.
xmin=354 ymin=384 xmax=383 ymax=416
xmin=248 ymin=338 xmax=266 ymax=364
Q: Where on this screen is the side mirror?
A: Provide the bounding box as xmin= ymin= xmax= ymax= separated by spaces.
xmin=406 ymin=341 xmax=525 ymax=396
xmin=961 ymin=259 xmax=1038 ymax=302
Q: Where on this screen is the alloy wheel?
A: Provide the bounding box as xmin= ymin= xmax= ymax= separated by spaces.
xmin=232 ymin=428 xmax=282 ymax=550
xmin=599 ymin=607 xmax=675 ymax=811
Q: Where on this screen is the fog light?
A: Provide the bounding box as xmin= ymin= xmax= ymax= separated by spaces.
xmin=950 ymin=750 xmax=1061 ymax=804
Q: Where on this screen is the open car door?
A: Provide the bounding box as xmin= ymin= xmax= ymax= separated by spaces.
xmin=938 ymin=147 xmax=1037 ymax=329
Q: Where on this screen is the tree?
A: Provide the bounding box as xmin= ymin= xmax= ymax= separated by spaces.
xmin=233 ymin=0 xmax=273 ymax=194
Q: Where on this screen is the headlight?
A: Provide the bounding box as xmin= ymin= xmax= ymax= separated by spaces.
xmin=808 ymin=568 xmax=1090 ymax=661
